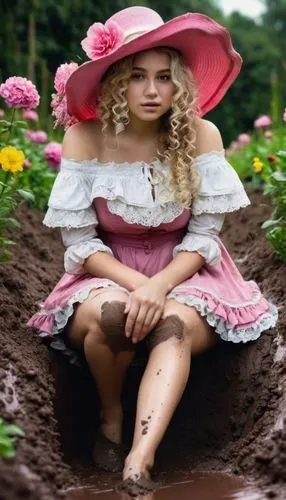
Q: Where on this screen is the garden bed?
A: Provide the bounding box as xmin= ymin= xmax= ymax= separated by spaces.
xmin=0 ymin=189 xmax=285 ymax=499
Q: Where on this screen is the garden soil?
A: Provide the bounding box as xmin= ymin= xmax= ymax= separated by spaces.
xmin=0 ymin=189 xmax=285 ymax=499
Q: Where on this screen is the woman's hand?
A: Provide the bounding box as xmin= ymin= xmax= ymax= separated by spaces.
xmin=124 ymin=279 xmax=168 ymax=344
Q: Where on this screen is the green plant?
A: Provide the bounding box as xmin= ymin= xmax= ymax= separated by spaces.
xmin=0 ymin=114 xmax=35 ymax=262
xmin=0 ymin=417 xmax=25 ymax=458
xmin=262 ymin=150 xmax=286 ymax=260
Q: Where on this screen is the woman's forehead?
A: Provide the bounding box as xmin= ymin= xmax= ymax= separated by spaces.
xmin=132 ymin=49 xmax=171 ymax=68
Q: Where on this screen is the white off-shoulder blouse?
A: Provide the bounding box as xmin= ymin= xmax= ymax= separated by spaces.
xmin=43 ymin=151 xmax=250 ymax=275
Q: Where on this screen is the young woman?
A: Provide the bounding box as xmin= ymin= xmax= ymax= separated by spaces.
xmin=28 ymin=5 xmax=277 ymax=493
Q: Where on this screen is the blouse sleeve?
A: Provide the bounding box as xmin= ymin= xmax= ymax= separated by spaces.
xmin=191 ymin=150 xmax=250 ymax=215
xmin=43 ymin=158 xmax=113 ymax=274
xmin=173 ymin=151 xmax=250 ymax=266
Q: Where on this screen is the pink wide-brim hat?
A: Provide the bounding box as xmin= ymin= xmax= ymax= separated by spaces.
xmin=66 ymin=6 xmax=242 ymax=121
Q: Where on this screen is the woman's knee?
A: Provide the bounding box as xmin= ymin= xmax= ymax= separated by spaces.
xmin=68 ymin=288 xmax=132 ymax=351
xmin=147 ymin=313 xmax=187 ymax=351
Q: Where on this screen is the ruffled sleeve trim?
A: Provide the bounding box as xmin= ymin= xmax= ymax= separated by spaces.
xmin=193 ymin=151 xmax=250 ymax=215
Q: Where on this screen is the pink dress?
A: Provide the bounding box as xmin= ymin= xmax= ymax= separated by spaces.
xmin=27 ymin=151 xmax=278 ymax=363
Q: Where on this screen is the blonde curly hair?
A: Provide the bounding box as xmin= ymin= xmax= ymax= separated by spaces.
xmin=98 ymin=48 xmax=200 ymax=207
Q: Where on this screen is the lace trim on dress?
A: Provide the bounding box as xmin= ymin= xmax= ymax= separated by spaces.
xmin=192 ymin=191 xmax=250 ymax=215
xmin=169 ymin=294 xmax=278 ymax=343
xmin=107 ymin=199 xmax=185 ymax=226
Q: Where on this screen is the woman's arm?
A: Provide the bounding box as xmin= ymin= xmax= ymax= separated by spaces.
xmin=84 ymin=252 xmax=148 ymax=291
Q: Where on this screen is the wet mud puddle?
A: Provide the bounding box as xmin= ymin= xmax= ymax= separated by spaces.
xmin=65 ymin=471 xmax=265 ymax=500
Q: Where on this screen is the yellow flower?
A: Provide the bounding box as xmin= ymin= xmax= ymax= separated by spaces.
xmin=0 ymin=146 xmax=25 ymax=174
xmin=252 ymin=156 xmax=264 ymax=174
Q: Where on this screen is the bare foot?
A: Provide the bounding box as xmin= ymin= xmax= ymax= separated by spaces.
xmin=115 ymin=472 xmax=156 ymax=498
xmin=93 ymin=429 xmax=124 ymax=473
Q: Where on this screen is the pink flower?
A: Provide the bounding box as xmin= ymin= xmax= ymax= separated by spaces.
xmin=54 ymin=62 xmax=79 ymax=95
xmin=25 ymin=130 xmax=48 ymax=143
xmin=0 ymin=108 xmax=5 ymax=118
xmin=44 ymin=142 xmax=62 ymax=169
xmin=22 ymin=109 xmax=39 ymax=122
xmin=51 ymin=93 xmax=79 ymax=130
xmin=254 ymin=115 xmax=272 ymax=128
xmin=238 ymin=133 xmax=250 ymax=145
xmin=264 ymin=130 xmax=273 ymax=139
xmin=23 ymin=159 xmax=31 ymax=169
xmin=0 ymin=76 xmax=40 ymax=109
xmin=283 ymin=108 xmax=286 ymax=122
xmin=81 ymin=20 xmax=124 ymax=60
xmin=229 ymin=140 xmax=240 ymax=151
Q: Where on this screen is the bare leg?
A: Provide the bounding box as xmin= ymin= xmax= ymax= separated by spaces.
xmin=67 ymin=289 xmax=135 ymax=446
xmin=123 ymin=300 xmax=216 ymax=480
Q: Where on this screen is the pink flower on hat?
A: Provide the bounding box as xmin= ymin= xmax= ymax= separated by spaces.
xmin=54 ymin=62 xmax=79 ymax=95
xmin=81 ymin=20 xmax=124 ymax=60
xmin=44 ymin=142 xmax=62 ymax=170
xmin=23 ymin=109 xmax=39 ymax=122
xmin=0 ymin=76 xmax=40 ymax=109
xmin=254 ymin=115 xmax=272 ymax=129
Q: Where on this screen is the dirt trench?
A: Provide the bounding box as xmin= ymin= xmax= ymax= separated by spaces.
xmin=0 ymin=189 xmax=285 ymax=499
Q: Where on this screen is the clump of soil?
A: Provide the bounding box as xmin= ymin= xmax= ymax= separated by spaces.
xmin=0 ymin=190 xmax=285 ymax=499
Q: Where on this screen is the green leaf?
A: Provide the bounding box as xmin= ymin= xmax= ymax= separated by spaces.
xmin=1 ymin=425 xmax=25 ymax=438
xmin=277 ymin=150 xmax=286 ymax=158
xmin=261 ymin=218 xmax=283 ymax=229
xmin=16 ymin=189 xmax=35 ymax=202
xmin=0 ymin=252 xmax=11 ymax=262
xmin=272 ymin=171 xmax=286 ymax=182
xmin=0 ymin=217 xmax=20 ymax=229
xmin=0 ymin=120 xmax=11 ymax=127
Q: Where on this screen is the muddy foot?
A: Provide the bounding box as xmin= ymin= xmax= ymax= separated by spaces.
xmin=115 ymin=473 xmax=156 ymax=498
xmin=93 ymin=430 xmax=124 ymax=473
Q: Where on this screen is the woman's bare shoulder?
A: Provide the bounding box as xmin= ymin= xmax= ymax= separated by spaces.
xmin=195 ymin=118 xmax=224 ymax=156
xmin=62 ymin=119 xmax=102 ymax=160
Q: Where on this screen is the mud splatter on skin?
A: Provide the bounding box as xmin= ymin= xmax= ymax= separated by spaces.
xmin=100 ymin=301 xmax=134 ymax=352
xmin=141 ymin=419 xmax=149 ymax=435
xmin=147 ymin=315 xmax=184 ymax=350
xmin=156 ymin=369 xmax=162 ymax=376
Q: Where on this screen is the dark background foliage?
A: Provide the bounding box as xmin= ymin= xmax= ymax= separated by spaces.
xmin=1 ymin=0 xmax=285 ymax=144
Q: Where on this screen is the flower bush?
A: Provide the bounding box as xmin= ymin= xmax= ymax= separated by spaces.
xmin=228 ymin=110 xmax=286 ymax=260
xmin=0 ymin=76 xmax=39 ymax=262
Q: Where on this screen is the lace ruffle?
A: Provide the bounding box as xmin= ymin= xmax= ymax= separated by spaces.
xmin=43 ymin=207 xmax=98 ymax=228
xmin=44 ymin=153 xmax=250 ymax=229
xmin=168 ymin=293 xmax=278 ymax=343
xmin=64 ymin=239 xmax=113 ymax=274
xmin=192 ymin=191 xmax=250 ymax=215
xmin=107 ymin=199 xmax=185 ymax=226
xmin=173 ymin=234 xmax=221 ymax=265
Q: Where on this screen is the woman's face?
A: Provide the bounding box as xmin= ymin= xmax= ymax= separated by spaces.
xmin=126 ymin=50 xmax=175 ymax=123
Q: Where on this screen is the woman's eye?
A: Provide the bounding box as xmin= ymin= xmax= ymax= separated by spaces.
xmin=158 ymin=75 xmax=171 ymax=81
xmin=131 ymin=73 xmax=144 ymax=80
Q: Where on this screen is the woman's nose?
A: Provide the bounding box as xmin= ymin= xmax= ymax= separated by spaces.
xmin=145 ymin=79 xmax=158 ymax=96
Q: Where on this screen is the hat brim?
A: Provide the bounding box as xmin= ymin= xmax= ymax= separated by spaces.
xmin=66 ymin=13 xmax=242 ymax=120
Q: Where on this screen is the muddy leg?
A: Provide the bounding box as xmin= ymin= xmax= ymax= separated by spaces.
xmin=121 ymin=300 xmax=215 ymax=486
xmin=66 ymin=289 xmax=135 ymax=469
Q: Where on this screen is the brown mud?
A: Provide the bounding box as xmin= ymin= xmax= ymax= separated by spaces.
xmin=0 ymin=189 xmax=285 ymax=499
